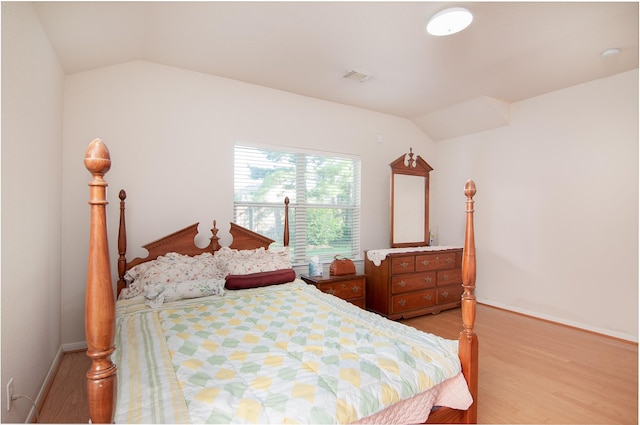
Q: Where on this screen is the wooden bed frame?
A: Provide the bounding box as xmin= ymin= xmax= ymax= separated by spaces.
xmin=114 ymin=189 xmax=290 ymax=296
xmin=83 ymin=138 xmax=478 ymax=424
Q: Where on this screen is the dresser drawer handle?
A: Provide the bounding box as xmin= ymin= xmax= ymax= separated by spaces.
xmin=421 ymin=259 xmax=429 ymax=266
xmin=326 ymin=288 xmax=335 ymax=295
xmin=400 ymin=261 xmax=409 ymax=268
xmin=442 ymin=274 xmax=449 ymax=280
xmin=441 ymin=291 xmax=449 ymax=298
xmin=351 ymin=286 xmax=360 ymax=293
xmin=424 ymin=277 xmax=432 ymax=283
xmin=446 ymin=258 xmax=452 ymax=264
xmin=424 ymin=294 xmax=432 ymax=301
xmin=398 ymin=280 xmax=407 ymax=287
xmin=398 ymin=299 xmax=406 ymax=306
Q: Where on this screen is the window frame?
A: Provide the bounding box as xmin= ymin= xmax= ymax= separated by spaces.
xmin=233 ymin=143 xmax=361 ymax=265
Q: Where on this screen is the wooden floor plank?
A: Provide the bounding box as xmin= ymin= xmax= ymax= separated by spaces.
xmin=402 ymin=304 xmax=638 ymax=424
xmin=39 ymin=304 xmax=637 ymax=424
xmin=38 ymin=350 xmax=90 ymax=423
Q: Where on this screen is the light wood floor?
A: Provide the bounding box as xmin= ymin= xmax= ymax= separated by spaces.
xmin=39 ymin=348 xmax=90 ymax=423
xmin=402 ymin=304 xmax=638 ymax=424
xmin=39 ymin=304 xmax=637 ymax=424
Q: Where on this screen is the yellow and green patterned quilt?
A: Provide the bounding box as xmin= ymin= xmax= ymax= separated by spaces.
xmin=114 ymin=281 xmax=463 ymax=424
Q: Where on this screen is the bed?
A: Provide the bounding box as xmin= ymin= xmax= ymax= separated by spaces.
xmin=83 ymin=138 xmax=479 ymax=424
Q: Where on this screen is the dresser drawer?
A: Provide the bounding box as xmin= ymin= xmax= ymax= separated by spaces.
xmin=391 ymin=290 xmax=436 ymax=313
xmin=437 ymin=269 xmax=462 ymax=286
xmin=391 ymin=272 xmax=436 ymax=294
xmin=391 ymin=256 xmax=415 ymax=274
xmin=415 ymin=252 xmax=456 ymax=271
xmin=437 ymin=285 xmax=464 ymax=304
xmin=317 ymin=279 xmax=365 ymax=300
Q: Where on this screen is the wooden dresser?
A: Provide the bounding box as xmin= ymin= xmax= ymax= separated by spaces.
xmin=364 ymin=248 xmax=463 ymax=319
xmin=300 ymin=274 xmax=366 ymax=309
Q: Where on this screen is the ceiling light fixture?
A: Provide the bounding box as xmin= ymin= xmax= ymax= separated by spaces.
xmin=427 ymin=7 xmax=473 ymax=36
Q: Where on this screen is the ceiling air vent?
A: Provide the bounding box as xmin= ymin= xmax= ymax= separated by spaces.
xmin=342 ymin=69 xmax=373 ymax=83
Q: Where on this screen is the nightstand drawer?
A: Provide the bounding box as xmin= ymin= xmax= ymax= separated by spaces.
xmin=316 ymin=279 xmax=365 ymax=299
xmin=300 ymin=274 xmax=366 ymax=309
xmin=349 ymin=297 xmax=365 ymax=309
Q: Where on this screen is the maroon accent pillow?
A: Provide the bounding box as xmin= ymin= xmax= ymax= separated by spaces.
xmin=225 ymin=269 xmax=296 ymax=290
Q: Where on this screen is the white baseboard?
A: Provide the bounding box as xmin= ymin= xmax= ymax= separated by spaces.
xmin=62 ymin=341 xmax=87 ymax=352
xmin=478 ymin=298 xmax=638 ymax=343
xmin=28 ymin=346 xmax=63 ymax=423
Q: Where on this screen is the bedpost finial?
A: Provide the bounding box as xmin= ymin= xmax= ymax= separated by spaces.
xmin=84 ymin=138 xmax=111 ymax=176
xmin=119 ymin=189 xmax=127 ymax=201
xmin=284 ymin=196 xmax=290 ymax=205
xmin=464 ymin=179 xmax=476 ymax=198
xmin=211 ymin=220 xmax=219 ymax=237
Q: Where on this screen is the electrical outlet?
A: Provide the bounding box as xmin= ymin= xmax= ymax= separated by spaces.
xmin=6 ymin=378 xmax=13 ymax=411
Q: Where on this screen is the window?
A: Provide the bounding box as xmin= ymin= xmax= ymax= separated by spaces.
xmin=234 ymin=144 xmax=361 ymax=265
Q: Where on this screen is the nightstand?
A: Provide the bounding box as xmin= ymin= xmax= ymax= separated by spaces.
xmin=300 ymin=274 xmax=366 ymax=309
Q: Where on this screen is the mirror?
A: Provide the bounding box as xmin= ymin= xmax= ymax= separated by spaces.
xmin=390 ymin=148 xmax=433 ymax=247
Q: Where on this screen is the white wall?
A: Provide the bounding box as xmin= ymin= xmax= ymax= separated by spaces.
xmin=433 ymin=70 xmax=638 ymax=341
xmin=61 ymin=60 xmax=436 ymax=345
xmin=1 ymin=3 xmax=65 ymax=422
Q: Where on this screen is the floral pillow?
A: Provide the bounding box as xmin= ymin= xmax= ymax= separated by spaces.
xmin=144 ymin=278 xmax=225 ymax=309
xmin=119 ymin=252 xmax=225 ymax=300
xmin=215 ymin=246 xmax=292 ymax=275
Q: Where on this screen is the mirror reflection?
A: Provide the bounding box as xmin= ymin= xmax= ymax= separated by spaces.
xmin=393 ymin=174 xmax=425 ymax=244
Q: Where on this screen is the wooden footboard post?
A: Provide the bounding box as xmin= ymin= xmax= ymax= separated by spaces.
xmin=460 ymin=180 xmax=478 ymax=423
xmin=84 ymin=139 xmax=117 ymax=423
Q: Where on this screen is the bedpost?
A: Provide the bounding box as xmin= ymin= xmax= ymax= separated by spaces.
xmin=209 ymin=220 xmax=221 ymax=251
xmin=84 ymin=139 xmax=117 ymax=423
xmin=459 ymin=179 xmax=478 ymax=423
xmin=117 ymin=189 xmax=127 ymax=296
xmin=284 ymin=197 xmax=290 ymax=247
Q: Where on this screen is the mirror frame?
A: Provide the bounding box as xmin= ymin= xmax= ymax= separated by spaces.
xmin=390 ymin=149 xmax=433 ymax=248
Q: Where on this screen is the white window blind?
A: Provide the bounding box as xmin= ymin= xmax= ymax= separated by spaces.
xmin=234 ymin=144 xmax=361 ymax=264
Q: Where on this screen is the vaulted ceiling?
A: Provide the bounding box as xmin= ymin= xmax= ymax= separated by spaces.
xmin=34 ymin=1 xmax=638 ymax=140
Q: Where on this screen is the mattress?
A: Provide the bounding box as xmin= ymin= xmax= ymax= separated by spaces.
xmin=113 ymin=280 xmax=472 ymax=423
